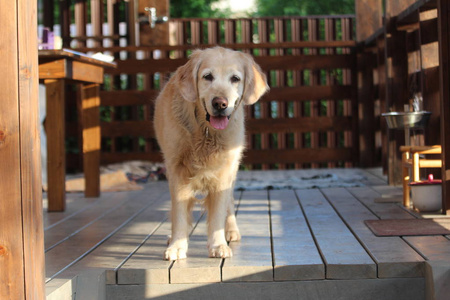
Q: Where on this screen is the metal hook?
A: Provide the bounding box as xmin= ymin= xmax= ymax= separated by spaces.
xmin=144 ymin=7 xmax=168 ymax=28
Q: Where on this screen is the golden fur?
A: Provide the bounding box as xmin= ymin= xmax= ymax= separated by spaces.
xmin=154 ymin=47 xmax=269 ymax=260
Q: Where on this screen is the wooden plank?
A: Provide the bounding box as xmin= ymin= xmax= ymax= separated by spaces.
xmin=370 ymin=185 xmax=403 ymax=197
xmin=118 ymin=205 xmax=205 ymax=285
xmin=322 ymin=188 xmax=425 ymax=278
xmin=0 ymin=1 xmax=26 ymax=298
xmin=107 ymin=278 xmax=426 ymax=300
xmin=296 ymin=189 xmax=376 ymax=279
xmin=100 ymin=116 xmax=351 ymax=138
xmin=38 ymin=49 xmax=116 ymax=68
xmin=357 ymin=168 xmax=389 ymax=186
xmin=43 ymin=192 xmax=89 ymax=229
xmin=17 ymin=0 xmax=45 ymax=297
xmin=222 ymin=190 xmax=273 ymax=282
xmin=44 ymin=191 xmax=139 ymax=251
xmin=170 ymin=216 xmax=222 ymax=284
xmin=48 ymin=183 xmax=171 ymax=283
xmin=347 ymin=187 xmax=416 ymax=219
xmin=100 ymin=90 xmax=158 ymax=106
xmin=117 ymin=222 xmax=172 ymax=284
xmin=403 ymin=235 xmax=450 ymax=260
xmin=45 ymin=79 xmax=66 ymax=211
xmin=101 ymin=120 xmax=155 ymax=137
xmin=39 ymin=60 xmax=105 ymax=84
xmin=246 ymin=116 xmax=352 ymax=134
xmin=261 ymin=85 xmax=354 ymax=102
xmin=101 ymin=152 xmax=163 ymax=165
xmin=77 ymin=40 xmax=357 ymax=54
xmin=106 ymin=54 xmax=356 ymax=75
xmin=39 ymin=60 xmax=67 ymax=78
xmin=269 ymin=190 xmax=325 ymax=281
xmin=72 ymin=61 xmax=105 ymax=84
xmin=44 ymin=187 xmax=167 ymax=281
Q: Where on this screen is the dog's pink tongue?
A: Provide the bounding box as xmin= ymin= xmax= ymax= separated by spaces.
xmin=209 ymin=116 xmax=229 ymax=130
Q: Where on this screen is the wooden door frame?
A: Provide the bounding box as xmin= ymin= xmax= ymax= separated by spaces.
xmin=0 ymin=0 xmax=45 ymax=299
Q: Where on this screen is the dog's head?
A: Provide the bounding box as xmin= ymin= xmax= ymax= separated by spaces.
xmin=175 ymin=47 xmax=269 ymax=130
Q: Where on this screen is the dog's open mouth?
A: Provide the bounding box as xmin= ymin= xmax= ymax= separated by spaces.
xmin=206 ymin=112 xmax=230 ymax=130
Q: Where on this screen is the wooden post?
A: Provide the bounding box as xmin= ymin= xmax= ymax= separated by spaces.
xmin=355 ymin=0 xmax=381 ymax=167
xmin=0 ymin=0 xmax=45 ymax=299
xmin=80 ymin=84 xmax=101 ymax=198
xmin=45 ymin=79 xmax=66 ymax=211
xmin=437 ymin=0 xmax=450 ymax=215
xmin=355 ymin=0 xmax=382 ymax=42
xmin=384 ymin=0 xmax=416 ymax=185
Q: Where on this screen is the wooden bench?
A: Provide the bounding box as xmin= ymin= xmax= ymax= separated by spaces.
xmin=400 ymin=145 xmax=442 ymax=207
xmin=39 ymin=49 xmax=116 ymax=211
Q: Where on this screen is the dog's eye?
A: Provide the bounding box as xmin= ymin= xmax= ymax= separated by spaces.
xmin=230 ymin=75 xmax=240 ymax=83
xmin=203 ymin=73 xmax=214 ymax=81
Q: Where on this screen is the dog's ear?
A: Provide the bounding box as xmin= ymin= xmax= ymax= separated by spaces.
xmin=241 ymin=53 xmax=269 ymax=105
xmin=176 ymin=50 xmax=203 ymax=102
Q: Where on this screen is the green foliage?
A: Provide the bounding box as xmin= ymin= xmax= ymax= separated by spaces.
xmin=254 ymin=0 xmax=355 ymax=17
xmin=170 ymin=0 xmax=229 ymax=18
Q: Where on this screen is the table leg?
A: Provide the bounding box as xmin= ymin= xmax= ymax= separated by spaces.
xmin=80 ymin=83 xmax=100 ymax=197
xmin=45 ymin=79 xmax=66 ymax=211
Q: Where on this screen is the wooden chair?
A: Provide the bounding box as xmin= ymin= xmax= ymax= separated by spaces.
xmin=400 ymin=145 xmax=442 ymax=207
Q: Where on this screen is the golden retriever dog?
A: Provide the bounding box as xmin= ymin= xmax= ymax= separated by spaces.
xmin=154 ymin=47 xmax=269 ymax=260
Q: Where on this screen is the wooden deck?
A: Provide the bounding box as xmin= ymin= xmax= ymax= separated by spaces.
xmin=44 ymin=168 xmax=450 ymax=300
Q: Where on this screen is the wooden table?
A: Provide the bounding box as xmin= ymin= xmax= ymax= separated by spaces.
xmin=39 ymin=49 xmax=116 ymax=211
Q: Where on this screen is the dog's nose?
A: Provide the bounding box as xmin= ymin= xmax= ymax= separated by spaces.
xmin=212 ymin=97 xmax=228 ymax=111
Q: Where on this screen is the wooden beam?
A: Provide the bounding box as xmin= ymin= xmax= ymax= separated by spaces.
xmin=383 ymin=0 xmax=417 ymax=185
xmin=106 ymin=54 xmax=356 ymax=75
xmin=437 ymin=0 xmax=450 ymax=215
xmin=357 ymin=52 xmax=376 ymax=167
xmin=0 ymin=0 xmax=45 ymax=299
xmin=355 ymin=0 xmax=382 ymax=42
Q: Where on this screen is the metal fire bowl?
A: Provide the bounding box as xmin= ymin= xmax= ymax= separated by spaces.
xmin=382 ymin=111 xmax=431 ymax=129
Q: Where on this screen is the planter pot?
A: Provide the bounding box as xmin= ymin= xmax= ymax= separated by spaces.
xmin=409 ymin=174 xmax=442 ymax=212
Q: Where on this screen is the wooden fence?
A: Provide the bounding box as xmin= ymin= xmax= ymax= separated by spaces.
xmin=360 ymin=1 xmax=441 ymax=183
xmin=40 ymin=1 xmax=360 ymax=170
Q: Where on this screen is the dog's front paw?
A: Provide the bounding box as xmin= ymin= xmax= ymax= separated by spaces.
xmin=164 ymin=245 xmax=187 ymax=261
xmin=209 ymin=244 xmax=233 ymax=258
xmin=225 ymin=229 xmax=241 ymax=242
